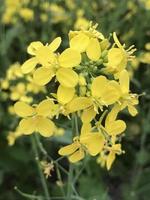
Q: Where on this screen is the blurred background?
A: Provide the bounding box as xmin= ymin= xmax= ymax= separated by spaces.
xmin=0 ymin=0 xmax=150 ymax=199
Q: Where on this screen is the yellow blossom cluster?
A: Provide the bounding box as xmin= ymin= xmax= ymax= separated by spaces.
xmin=14 ymin=23 xmax=139 ymax=170
xmin=2 ymin=0 xmax=34 ymax=24
xmin=0 ymin=62 xmax=45 ymax=105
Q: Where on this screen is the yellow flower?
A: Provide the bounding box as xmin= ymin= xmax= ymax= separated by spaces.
xmin=32 ymin=48 xmax=81 ymax=87
xmin=21 ymin=37 xmax=62 ymax=74
xmin=7 ymin=128 xmax=23 ymax=146
xmin=74 ymin=17 xmax=90 ymax=30
xmin=97 ymin=143 xmax=123 ymax=170
xmin=104 ymin=32 xmax=136 ymax=78
xmin=116 ymin=70 xmax=139 ymax=116
xmin=69 ymin=28 xmax=102 ymax=61
xmin=10 ymin=83 xmax=32 ymax=103
xmin=59 ymin=137 xmax=85 ymax=163
xmin=0 ymin=79 xmax=9 ymax=90
xmin=106 ymin=144 xmax=123 ymax=170
xmin=21 ymin=35 xmax=81 ymax=88
xmin=104 ymin=107 xmax=126 ymax=143
xmin=58 ymin=123 xmax=105 ymax=162
xmin=14 ymin=99 xmax=57 ymax=137
xmin=26 ymin=76 xmax=46 ymax=94
xmin=7 ymin=62 xmax=23 ymax=80
xmin=91 ymin=75 xmax=120 ymax=108
xmin=65 ymin=76 xmax=120 ymax=116
xmin=19 ymin=8 xmax=34 ymax=21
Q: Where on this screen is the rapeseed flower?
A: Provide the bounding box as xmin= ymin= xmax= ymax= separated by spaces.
xmin=14 ymin=99 xmax=57 ymax=137
xmin=59 ymin=123 xmax=105 ymax=162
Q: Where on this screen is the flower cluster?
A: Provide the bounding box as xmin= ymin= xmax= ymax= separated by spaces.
xmin=14 ymin=23 xmax=139 ymax=170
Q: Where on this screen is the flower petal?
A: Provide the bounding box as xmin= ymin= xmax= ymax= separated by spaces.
xmin=119 ymin=70 xmax=129 ymax=94
xmin=59 ymin=48 xmax=81 ymax=68
xmin=27 ymin=41 xmax=43 ymax=55
xmin=56 ymin=68 xmax=78 ymax=88
xmin=36 ymin=46 xmax=56 ymax=66
xmin=36 ymin=99 xmax=56 ymax=117
xmin=81 ymin=123 xmax=91 ymax=136
xmin=91 ymin=76 xmax=107 ymax=98
xmin=70 ymin=33 xmax=89 ymax=53
xmin=128 ymin=105 xmax=138 ymax=116
xmin=102 ymin=82 xmax=120 ymax=105
xmin=81 ymin=107 xmax=96 ymax=123
xmin=19 ymin=118 xmax=36 ymax=135
xmin=48 ymin=37 xmax=61 ymax=52
xmin=33 ymin=67 xmax=54 ymax=86
xmin=58 ymin=143 xmax=79 ymax=156
xmin=86 ymin=38 xmax=101 ymax=61
xmin=14 ymin=101 xmax=35 ymax=117
xmin=69 ymin=149 xmax=85 ymax=163
xmin=106 ymin=152 xmax=116 ymax=170
xmin=67 ymin=97 xmax=93 ymax=113
xmin=57 ymin=85 xmax=75 ymax=104
xmin=21 ymin=57 xmax=37 ymax=74
xmin=80 ymin=133 xmax=104 ymax=156
xmin=106 ymin=120 xmax=126 ymax=136
xmin=36 ymin=117 xmax=55 ymax=137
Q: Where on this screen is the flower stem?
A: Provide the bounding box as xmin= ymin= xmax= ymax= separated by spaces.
xmin=67 ymin=163 xmax=74 ymax=200
xmin=31 ymin=134 xmax=51 ymax=200
xmin=66 ymin=113 xmax=79 ymax=199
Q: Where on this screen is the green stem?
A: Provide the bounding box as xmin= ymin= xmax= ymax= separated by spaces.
xmin=67 ymin=164 xmax=74 ymax=200
xmin=34 ymin=134 xmax=68 ymax=175
xmin=31 ymin=135 xmax=50 ymax=200
xmin=67 ymin=113 xmax=80 ymax=199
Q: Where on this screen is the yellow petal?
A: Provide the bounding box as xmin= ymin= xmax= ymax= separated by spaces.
xmin=81 ymin=123 xmax=92 ymax=136
xmin=27 ymin=41 xmax=43 ymax=55
xmin=106 ymin=152 xmax=116 ymax=170
xmin=21 ymin=57 xmax=37 ymax=74
xmin=80 ymin=133 xmax=104 ymax=156
xmin=119 ymin=70 xmax=129 ymax=94
xmin=36 ymin=46 xmax=56 ymax=66
xmin=102 ymin=83 xmax=120 ymax=105
xmin=10 ymin=92 xmax=20 ymax=101
xmin=58 ymin=143 xmax=79 ymax=156
xmin=81 ymin=107 xmax=96 ymax=123
xmin=67 ymin=97 xmax=93 ymax=113
xmin=56 ymin=68 xmax=78 ymax=88
xmin=48 ymin=37 xmax=61 ymax=52
xmin=57 ymin=85 xmax=75 ymax=104
xmin=91 ymin=76 xmax=107 ymax=98
xmin=70 ymin=33 xmax=89 ymax=53
xmin=112 ymin=144 xmax=122 ymax=153
xmin=106 ymin=120 xmax=126 ymax=136
xmin=128 ymin=105 xmax=138 ymax=116
xmin=59 ymin=48 xmax=81 ymax=68
xmin=14 ymin=101 xmax=35 ymax=117
xmin=36 ymin=117 xmax=54 ymax=137
xmin=69 ymin=149 xmax=85 ymax=163
xmin=86 ymin=38 xmax=101 ymax=61
xmin=107 ymin=48 xmax=124 ymax=67
xmin=19 ymin=118 xmax=36 ymax=135
xmin=105 ymin=104 xmax=121 ymax=125
xmin=33 ymin=67 xmax=54 ymax=86
xmin=36 ymin=99 xmax=56 ymax=117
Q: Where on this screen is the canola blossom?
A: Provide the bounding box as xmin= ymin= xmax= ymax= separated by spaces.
xmin=13 ymin=23 xmax=139 ymax=170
